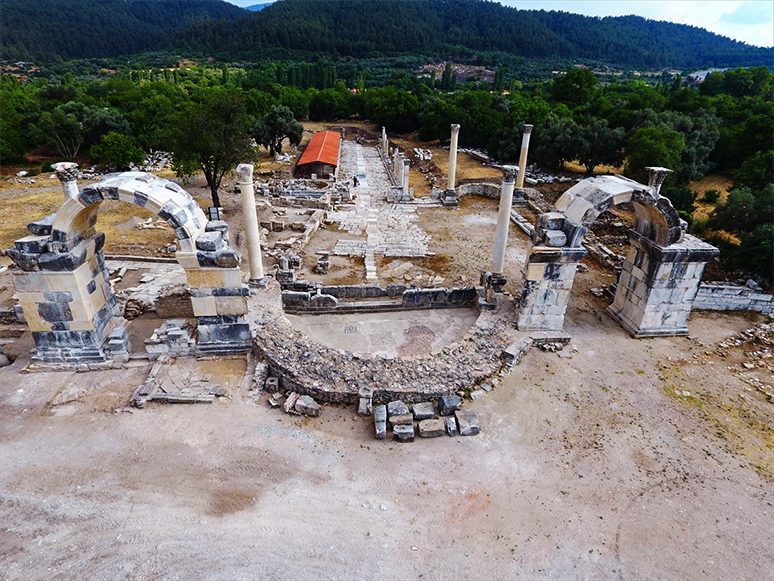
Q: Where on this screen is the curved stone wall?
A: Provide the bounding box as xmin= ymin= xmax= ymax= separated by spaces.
xmin=249 ymin=285 xmax=512 ymax=403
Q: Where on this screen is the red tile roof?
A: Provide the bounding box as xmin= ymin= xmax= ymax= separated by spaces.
xmin=297 ymin=131 xmax=340 ymax=167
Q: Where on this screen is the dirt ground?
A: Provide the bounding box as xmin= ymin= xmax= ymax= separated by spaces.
xmin=1 ymin=131 xmax=772 ymax=580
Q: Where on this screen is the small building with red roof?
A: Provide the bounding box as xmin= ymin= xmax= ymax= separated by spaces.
xmin=295 ymin=130 xmax=341 ymax=179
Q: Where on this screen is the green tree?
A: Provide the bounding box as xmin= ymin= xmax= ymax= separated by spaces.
xmin=167 ymin=89 xmax=254 ymax=207
xmin=624 ymin=126 xmax=684 ymax=184
xmin=550 ymin=68 xmax=599 ymax=108
xmin=531 ymin=116 xmax=581 ymax=168
xmin=252 ymin=105 xmax=303 ymax=156
xmin=32 ymin=107 xmax=84 ymax=160
xmin=576 ymin=118 xmax=624 ymax=175
xmin=89 ymin=131 xmax=144 ymax=170
xmin=733 ymin=150 xmax=774 ymax=192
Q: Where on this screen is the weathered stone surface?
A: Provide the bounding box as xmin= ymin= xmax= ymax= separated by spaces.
xmin=412 ymin=402 xmax=435 ymax=421
xmin=393 ymin=424 xmax=415 ymax=442
xmin=387 ymin=400 xmax=410 ymax=418
xmin=195 ymin=231 xmax=223 ymax=251
xmin=27 ymin=213 xmax=56 ymax=236
xmin=444 ymin=416 xmax=458 ymax=436
xmin=389 ymin=414 xmax=413 ymax=427
xmin=358 ymin=397 xmax=373 ymax=416
xmin=455 ymin=409 xmax=481 ymax=436
xmin=438 ymin=395 xmax=462 ymax=416
xmin=544 ymin=229 xmax=567 ymax=247
xmin=284 ymin=392 xmax=299 ymax=413
xmin=374 ymin=404 xmax=387 ymax=423
xmin=295 ymin=395 xmax=320 ymax=417
xmin=418 ymin=419 xmax=445 ymax=438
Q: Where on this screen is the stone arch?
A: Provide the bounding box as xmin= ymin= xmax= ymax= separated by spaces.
xmin=7 ymin=172 xmax=250 ymax=364
xmin=517 ymin=171 xmax=718 ymax=338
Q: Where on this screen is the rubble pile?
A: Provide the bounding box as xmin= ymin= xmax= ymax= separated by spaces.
xmin=715 ymin=323 xmax=774 ymax=403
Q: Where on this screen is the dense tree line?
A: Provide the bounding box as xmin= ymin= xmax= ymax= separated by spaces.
xmin=1 ymin=62 xmax=771 ymax=280
xmin=171 ymin=0 xmax=772 ymax=69
xmin=0 ymin=0 xmax=244 ymax=63
xmin=2 ymin=0 xmax=771 ymax=71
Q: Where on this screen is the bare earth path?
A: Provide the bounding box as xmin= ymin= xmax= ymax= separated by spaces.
xmin=1 ymin=304 xmax=772 ymax=580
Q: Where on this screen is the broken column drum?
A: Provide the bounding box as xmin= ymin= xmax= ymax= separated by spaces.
xmin=236 ymin=163 xmax=264 ymax=282
xmin=516 ymin=167 xmax=719 ymax=336
xmin=6 ymin=171 xmax=252 ymax=362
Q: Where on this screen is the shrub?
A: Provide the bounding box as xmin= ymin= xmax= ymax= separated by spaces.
xmin=701 ymin=189 xmax=720 ymax=204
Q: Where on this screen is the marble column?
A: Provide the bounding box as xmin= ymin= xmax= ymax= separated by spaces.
xmin=447 ymin=124 xmax=460 ymax=192
xmin=492 ymin=166 xmax=518 ymax=275
xmin=381 ymin=126 xmax=388 ymax=153
xmin=515 ymin=124 xmax=534 ymax=190
xmin=236 ymin=163 xmax=264 ymax=281
xmin=51 ymin=162 xmax=79 ymax=200
xmin=403 ymin=160 xmax=410 ymax=197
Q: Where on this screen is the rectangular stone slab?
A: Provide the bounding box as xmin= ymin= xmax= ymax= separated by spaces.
xmin=455 ymin=409 xmax=481 ymax=436
xmin=418 ymin=419 xmax=445 ymax=438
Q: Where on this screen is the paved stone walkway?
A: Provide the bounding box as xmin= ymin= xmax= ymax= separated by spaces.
xmin=330 ymin=141 xmax=432 ymax=282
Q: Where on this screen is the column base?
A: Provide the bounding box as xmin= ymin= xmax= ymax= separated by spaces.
xmin=606 ymin=305 xmax=689 ymax=338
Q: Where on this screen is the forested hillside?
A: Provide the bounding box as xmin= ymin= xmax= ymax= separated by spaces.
xmin=171 ymin=0 xmax=772 ymax=68
xmin=0 ymin=0 xmax=245 ymax=62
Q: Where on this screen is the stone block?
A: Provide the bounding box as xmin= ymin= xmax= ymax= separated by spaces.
xmin=455 ymin=410 xmax=481 ymax=436
xmin=393 ymin=424 xmax=415 ymax=442
xmin=295 ymin=395 xmax=320 ymax=417
xmin=526 ymin=263 xmax=546 ymax=281
xmin=437 ymin=395 xmax=462 ymax=416
xmin=390 ymin=414 xmax=413 ymax=427
xmin=418 ymin=419 xmax=445 ymax=438
xmin=358 ymin=397 xmax=373 ymax=416
xmin=195 ymin=231 xmax=223 ymax=251
xmin=284 ymin=392 xmax=299 ymax=413
xmin=445 ymin=416 xmax=458 ymax=436
xmin=412 ymin=402 xmax=435 ymax=421
xmin=387 ymin=400 xmax=410 ymax=418
xmin=14 ymin=235 xmax=50 ymax=254
xmin=27 ymin=213 xmax=56 ymax=236
xmin=544 ymin=229 xmax=567 ymax=247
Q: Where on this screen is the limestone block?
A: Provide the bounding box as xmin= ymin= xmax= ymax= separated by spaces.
xmin=412 ymin=402 xmax=434 ymax=421
xmin=455 ymin=410 xmax=481 ymax=436
xmin=393 ymin=424 xmax=415 ymax=442
xmin=526 ymin=263 xmax=546 ymax=281
xmin=544 ymin=229 xmax=567 ymax=247
xmin=295 ymin=395 xmax=321 ymax=417
xmin=214 ymin=296 xmax=248 ymax=316
xmin=418 ymin=419 xmax=445 ymax=438
xmin=445 ymin=416 xmax=458 ymax=436
xmin=191 ymin=296 xmax=217 ymax=317
xmin=437 ymin=395 xmax=462 ymax=416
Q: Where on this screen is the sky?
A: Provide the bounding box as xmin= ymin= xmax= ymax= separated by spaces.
xmin=223 ymin=0 xmax=774 ymax=47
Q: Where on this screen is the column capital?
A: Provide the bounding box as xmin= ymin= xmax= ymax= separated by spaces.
xmin=235 ymin=163 xmax=254 ymax=184
xmin=450 ymin=123 xmax=460 ymax=135
xmin=645 ymin=166 xmax=673 ymax=195
xmin=51 ymin=162 xmax=78 ymax=183
xmin=523 ymin=124 xmax=534 ymax=134
xmin=501 ymin=165 xmax=518 ymax=180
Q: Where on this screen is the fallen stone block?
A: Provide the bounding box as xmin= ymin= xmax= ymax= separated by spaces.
xmin=374 ymin=404 xmax=387 ymax=440
xmin=284 ymin=392 xmax=299 ymax=414
xmin=455 ymin=409 xmax=481 ymax=436
xmin=444 ymin=416 xmax=458 ymax=436
xmin=412 ymin=402 xmax=434 ymax=421
xmin=295 ymin=395 xmax=320 ymax=417
xmin=389 ymin=414 xmax=413 ymax=427
xmin=437 ymin=395 xmax=462 ymax=416
xmin=387 ymin=400 xmax=410 ymax=418
xmin=393 ymin=424 xmax=415 ymax=442
xmin=418 ymin=419 xmax=445 ymax=438
xmin=358 ymin=397 xmax=373 ymax=416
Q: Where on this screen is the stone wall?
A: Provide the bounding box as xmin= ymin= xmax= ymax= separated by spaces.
xmin=692 ymin=283 xmax=774 ymax=314
xmin=456 ymin=182 xmax=500 ymax=200
xmin=250 ymin=286 xmax=510 ymax=403
xmin=281 ymin=284 xmax=479 ymax=314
